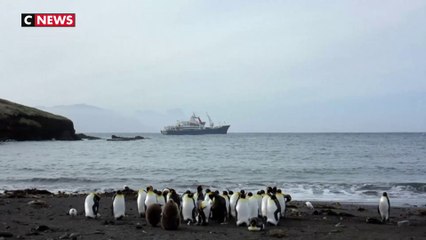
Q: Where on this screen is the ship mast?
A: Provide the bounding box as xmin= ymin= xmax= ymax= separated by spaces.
xmin=206 ymin=113 xmax=214 ymax=128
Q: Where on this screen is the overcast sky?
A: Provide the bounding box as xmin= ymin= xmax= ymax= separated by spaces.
xmin=1 ymin=0 xmax=425 ymax=132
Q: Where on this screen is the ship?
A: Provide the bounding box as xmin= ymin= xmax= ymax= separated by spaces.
xmin=161 ymin=113 xmax=230 ymax=135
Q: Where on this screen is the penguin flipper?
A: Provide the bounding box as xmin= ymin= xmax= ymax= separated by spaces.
xmin=274 ymin=208 xmax=280 ymax=223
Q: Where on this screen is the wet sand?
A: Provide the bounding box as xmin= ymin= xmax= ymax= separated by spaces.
xmin=0 ymin=191 xmax=425 ymax=240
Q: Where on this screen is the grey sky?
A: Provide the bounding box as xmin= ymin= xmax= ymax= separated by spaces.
xmin=1 ymin=0 xmax=425 ymax=132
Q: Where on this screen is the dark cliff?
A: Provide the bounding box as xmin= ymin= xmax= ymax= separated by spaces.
xmin=0 ymin=99 xmax=79 ymax=141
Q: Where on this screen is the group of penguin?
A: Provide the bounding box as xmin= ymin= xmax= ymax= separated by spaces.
xmin=82 ymin=185 xmax=292 ymax=231
xmin=81 ymin=186 xmax=392 ymax=231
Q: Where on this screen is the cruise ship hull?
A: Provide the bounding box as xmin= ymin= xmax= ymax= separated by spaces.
xmin=161 ymin=125 xmax=230 ymax=135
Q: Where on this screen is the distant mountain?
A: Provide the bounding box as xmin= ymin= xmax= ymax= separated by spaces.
xmin=38 ymin=104 xmax=187 ymax=133
xmin=38 ymin=104 xmax=145 ymax=133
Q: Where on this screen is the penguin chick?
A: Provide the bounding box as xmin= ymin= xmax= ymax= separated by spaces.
xmin=146 ymin=203 xmax=162 ymax=227
xmin=161 ymin=199 xmax=181 ymax=230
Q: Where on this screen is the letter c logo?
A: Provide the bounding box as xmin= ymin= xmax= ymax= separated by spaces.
xmin=24 ymin=15 xmax=32 ymax=25
xmin=21 ymin=14 xmax=35 ymax=27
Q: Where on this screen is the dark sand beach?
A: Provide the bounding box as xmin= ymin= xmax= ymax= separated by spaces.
xmin=1 ymin=191 xmax=425 ymax=240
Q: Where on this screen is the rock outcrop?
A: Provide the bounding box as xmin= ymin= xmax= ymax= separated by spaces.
xmin=106 ymin=135 xmax=145 ymax=141
xmin=0 ymin=99 xmax=79 ymax=141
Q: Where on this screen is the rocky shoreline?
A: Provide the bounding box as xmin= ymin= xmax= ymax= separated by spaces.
xmin=0 ymin=190 xmax=425 ymax=239
xmin=0 ymin=99 xmax=79 ymax=141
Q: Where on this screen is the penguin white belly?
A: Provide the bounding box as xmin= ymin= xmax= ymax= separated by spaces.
xmin=235 ymin=199 xmax=250 ymax=226
xmin=84 ymin=193 xmax=97 ymax=218
xmin=137 ymin=190 xmax=147 ymax=217
xmin=276 ymin=194 xmax=286 ymax=217
xmin=248 ymin=196 xmax=259 ymax=219
xmin=197 ymin=199 xmax=212 ymax=223
xmin=182 ymin=195 xmax=196 ymax=222
xmin=261 ymin=195 xmax=270 ymax=217
xmin=229 ymin=193 xmax=239 ymax=218
xmin=145 ymin=192 xmax=157 ymax=209
xmin=266 ymin=199 xmax=280 ymax=226
xmin=379 ymin=196 xmax=389 ymax=221
xmin=113 ymin=195 xmax=126 ymax=219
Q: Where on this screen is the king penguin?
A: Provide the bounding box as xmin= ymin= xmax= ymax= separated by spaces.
xmin=194 ymin=186 xmax=204 ymax=207
xmin=235 ymin=192 xmax=250 ymax=226
xmin=144 ymin=186 xmax=157 ymax=213
xmin=248 ymin=192 xmax=259 ymax=220
xmin=112 ymin=190 xmax=126 ymax=220
xmin=378 ymin=192 xmax=390 ymax=223
xmin=210 ymin=191 xmax=227 ymax=223
xmin=220 ymin=191 xmax=230 ymax=220
xmin=266 ymin=195 xmax=281 ymax=226
xmin=197 ymin=198 xmax=212 ymax=225
xmin=84 ymin=193 xmax=100 ymax=219
xmin=161 ymin=199 xmax=181 ymax=230
xmin=229 ymin=191 xmax=240 ymax=219
xmin=261 ymin=188 xmax=272 ymax=219
xmin=276 ymin=189 xmax=286 ymax=218
xmin=181 ymin=191 xmax=196 ymax=224
xmin=137 ymin=188 xmax=147 ymax=217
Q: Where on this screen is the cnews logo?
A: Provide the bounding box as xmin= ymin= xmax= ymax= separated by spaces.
xmin=21 ymin=13 xmax=75 ymax=27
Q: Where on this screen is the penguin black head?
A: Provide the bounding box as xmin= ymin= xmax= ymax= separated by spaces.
xmin=260 ymin=190 xmax=265 ymax=195
xmin=205 ymin=188 xmax=211 ymax=194
xmin=383 ymin=192 xmax=388 ymax=197
xmin=229 ymin=190 xmax=234 ymax=195
xmin=277 ymin=189 xmax=282 ymax=194
xmin=185 ymin=190 xmax=191 ymax=195
xmin=248 ymin=192 xmax=253 ymax=197
xmin=197 ymin=185 xmax=203 ymax=193
xmin=153 ymin=189 xmax=158 ymax=194
xmin=156 ymin=191 xmax=163 ymax=196
xmin=266 ymin=187 xmax=272 ymax=193
xmin=116 ymin=190 xmax=123 ymax=195
xmin=147 ymin=186 xmax=153 ymax=192
xmin=214 ymin=190 xmax=219 ymax=195
xmin=256 ymin=191 xmax=261 ymax=195
xmin=222 ymin=191 xmax=228 ymax=196
xmin=240 ymin=190 xmax=245 ymax=195
xmin=272 ymin=186 xmax=277 ymax=194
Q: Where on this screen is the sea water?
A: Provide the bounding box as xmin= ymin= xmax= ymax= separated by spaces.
xmin=1 ymin=133 xmax=425 ymax=206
